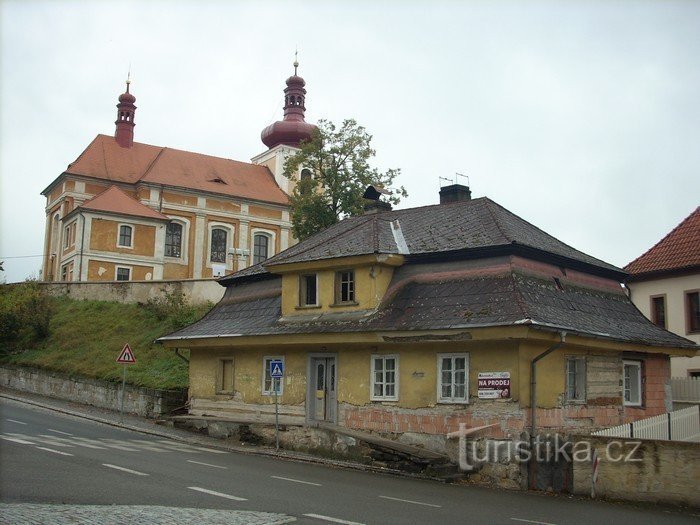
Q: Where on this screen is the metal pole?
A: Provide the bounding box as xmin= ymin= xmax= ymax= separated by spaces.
xmin=120 ymin=364 xmax=126 ymax=423
xmin=274 ymin=377 xmax=280 ymax=451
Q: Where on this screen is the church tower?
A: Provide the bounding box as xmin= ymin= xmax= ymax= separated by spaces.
xmin=253 ymin=58 xmax=317 ymax=195
xmin=114 ymin=78 xmax=137 ymax=148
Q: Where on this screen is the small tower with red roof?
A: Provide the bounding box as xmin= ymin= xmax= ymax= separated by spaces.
xmin=114 ymin=77 xmax=137 ymax=148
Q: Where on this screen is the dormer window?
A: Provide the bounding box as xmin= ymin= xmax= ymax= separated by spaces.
xmin=335 ymin=270 xmax=356 ymax=304
xmin=300 ymin=274 xmax=318 ymax=307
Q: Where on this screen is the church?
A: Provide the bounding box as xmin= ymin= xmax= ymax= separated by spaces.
xmin=41 ymin=61 xmax=315 ymax=282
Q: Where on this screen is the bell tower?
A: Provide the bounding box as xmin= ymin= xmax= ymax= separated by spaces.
xmin=114 ymin=77 xmax=137 ymax=148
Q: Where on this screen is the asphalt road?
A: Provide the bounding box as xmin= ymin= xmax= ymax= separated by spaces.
xmin=0 ymin=398 xmax=697 ymax=525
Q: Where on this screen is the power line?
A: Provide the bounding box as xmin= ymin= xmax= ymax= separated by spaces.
xmin=0 ymin=254 xmax=46 ymax=259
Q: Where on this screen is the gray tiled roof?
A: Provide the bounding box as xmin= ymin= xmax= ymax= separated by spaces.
xmin=162 ymin=263 xmax=695 ymax=349
xmin=219 ymin=198 xmax=622 ymax=287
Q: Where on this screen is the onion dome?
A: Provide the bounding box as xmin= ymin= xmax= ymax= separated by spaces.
xmin=261 ymin=59 xmax=317 ymax=149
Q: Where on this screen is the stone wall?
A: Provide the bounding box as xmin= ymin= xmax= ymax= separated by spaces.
xmin=0 ymin=365 xmax=186 ymax=418
xmin=38 ymin=279 xmax=224 ymax=305
xmin=572 ymin=434 xmax=700 ymax=507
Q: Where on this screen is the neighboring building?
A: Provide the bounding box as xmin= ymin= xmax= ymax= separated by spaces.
xmin=625 ymin=207 xmax=700 ymax=377
xmin=159 ymin=186 xmax=697 ymax=444
xmin=41 ymin=62 xmax=316 ymax=282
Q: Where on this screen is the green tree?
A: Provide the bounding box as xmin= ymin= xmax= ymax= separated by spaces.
xmin=284 ymin=119 xmax=407 ymax=240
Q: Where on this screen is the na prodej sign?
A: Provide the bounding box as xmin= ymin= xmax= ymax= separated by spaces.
xmin=477 ymin=371 xmax=511 ymax=399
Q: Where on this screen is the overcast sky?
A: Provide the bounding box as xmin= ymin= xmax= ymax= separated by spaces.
xmin=1 ymin=0 xmax=698 ymax=284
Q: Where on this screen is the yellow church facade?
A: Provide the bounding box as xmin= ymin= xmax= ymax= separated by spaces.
xmin=42 ymin=64 xmax=316 ymax=283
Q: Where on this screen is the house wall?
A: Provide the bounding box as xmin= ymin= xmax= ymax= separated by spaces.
xmin=280 ymin=263 xmax=395 ymax=315
xmin=186 ymin=338 xmax=672 ymax=439
xmin=89 ymin=218 xmax=156 ymax=257
xmin=627 ymin=274 xmax=700 ymax=377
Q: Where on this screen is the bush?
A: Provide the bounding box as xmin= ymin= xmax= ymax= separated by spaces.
xmin=0 ymin=280 xmax=54 ymax=354
xmin=143 ymin=289 xmax=209 ymax=330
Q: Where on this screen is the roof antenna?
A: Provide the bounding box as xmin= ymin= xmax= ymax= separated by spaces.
xmin=455 ymin=172 xmax=470 ymax=187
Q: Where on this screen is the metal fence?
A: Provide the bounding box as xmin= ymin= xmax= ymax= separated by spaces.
xmin=672 ymin=377 xmax=700 ymax=402
xmin=592 ymin=405 xmax=700 ymax=442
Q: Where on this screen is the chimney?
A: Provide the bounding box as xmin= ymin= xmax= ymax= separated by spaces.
xmin=364 ymin=200 xmax=393 ymax=214
xmin=363 ymin=185 xmax=393 ymax=214
xmin=439 ymin=184 xmax=471 ymax=204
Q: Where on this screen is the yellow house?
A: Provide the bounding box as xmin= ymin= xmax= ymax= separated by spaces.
xmin=41 ymin=63 xmax=316 ymax=282
xmin=158 ymin=185 xmax=697 ymax=441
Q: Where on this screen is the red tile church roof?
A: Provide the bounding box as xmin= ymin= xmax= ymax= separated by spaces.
xmin=70 ymin=185 xmax=169 ymax=221
xmin=625 ymin=207 xmax=700 ymax=279
xmin=55 ymin=134 xmax=289 ymax=206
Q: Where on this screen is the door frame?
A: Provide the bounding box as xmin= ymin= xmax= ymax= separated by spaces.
xmin=306 ymin=352 xmax=338 ymax=424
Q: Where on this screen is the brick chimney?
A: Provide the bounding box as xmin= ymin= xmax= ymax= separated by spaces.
xmin=439 ymin=184 xmax=471 ymax=204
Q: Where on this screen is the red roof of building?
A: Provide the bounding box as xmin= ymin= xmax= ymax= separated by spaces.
xmin=625 ymin=206 xmax=700 ymax=279
xmin=72 ymin=185 xmax=169 ymax=221
xmin=55 ymin=134 xmax=289 ymax=206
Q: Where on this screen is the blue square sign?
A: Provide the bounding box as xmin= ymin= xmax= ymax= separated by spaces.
xmin=269 ymin=359 xmax=284 ymax=378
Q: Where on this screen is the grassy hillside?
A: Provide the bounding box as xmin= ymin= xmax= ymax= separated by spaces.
xmin=1 ymin=290 xmax=211 ymax=390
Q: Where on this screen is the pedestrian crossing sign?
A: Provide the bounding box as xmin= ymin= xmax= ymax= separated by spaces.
xmin=116 ymin=343 xmax=136 ymax=364
xmin=269 ymin=359 xmax=284 ymax=378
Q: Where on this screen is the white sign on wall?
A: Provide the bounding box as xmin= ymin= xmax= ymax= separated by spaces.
xmin=477 ymin=371 xmax=511 ymax=399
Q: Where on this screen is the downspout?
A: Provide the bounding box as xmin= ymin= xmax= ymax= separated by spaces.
xmin=530 ymin=330 xmax=566 ymax=437
xmin=78 ymin=212 xmax=85 ymax=281
xmin=174 ymin=348 xmax=189 ymax=364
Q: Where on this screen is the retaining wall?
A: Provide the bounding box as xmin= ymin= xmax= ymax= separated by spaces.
xmin=572 ymin=434 xmax=700 ymax=507
xmin=0 ymin=365 xmax=187 ymax=418
xmin=38 ymin=279 xmax=224 ymax=305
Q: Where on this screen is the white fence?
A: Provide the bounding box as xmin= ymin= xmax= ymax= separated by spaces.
xmin=672 ymin=377 xmax=700 ymax=402
xmin=592 ymin=405 xmax=700 ymax=442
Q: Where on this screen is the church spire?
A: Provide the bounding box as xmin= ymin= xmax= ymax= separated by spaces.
xmin=260 ymin=57 xmax=317 ymax=149
xmin=114 ymin=75 xmax=137 ymax=148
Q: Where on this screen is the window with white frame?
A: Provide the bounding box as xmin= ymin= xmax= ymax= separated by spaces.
xmin=623 ymin=360 xmax=642 ymax=406
xmin=335 ymin=270 xmax=356 ymax=304
xmin=566 ymin=357 xmax=586 ymax=402
xmin=165 ymin=222 xmax=183 ymax=258
xmin=217 ymin=357 xmax=235 ymax=394
xmin=438 ymin=354 xmax=469 ymax=403
xmin=117 ymin=224 xmax=133 ymax=248
xmin=115 ymin=266 xmax=131 ymax=281
xmin=253 ymin=233 xmax=270 ymax=265
xmin=371 ymin=355 xmax=398 ymax=401
xmin=262 ymin=356 xmax=284 ymax=395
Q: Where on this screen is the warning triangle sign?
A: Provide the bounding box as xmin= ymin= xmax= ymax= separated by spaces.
xmin=116 ymin=343 xmax=136 ymax=364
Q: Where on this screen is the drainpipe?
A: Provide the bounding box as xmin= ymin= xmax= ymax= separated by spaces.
xmin=174 ymin=348 xmax=189 ymax=364
xmin=530 ymin=331 xmax=566 ymax=437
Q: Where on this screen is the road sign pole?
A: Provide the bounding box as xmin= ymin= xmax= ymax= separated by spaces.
xmin=120 ymin=363 xmax=127 ymax=423
xmin=274 ymin=377 xmax=280 ymax=451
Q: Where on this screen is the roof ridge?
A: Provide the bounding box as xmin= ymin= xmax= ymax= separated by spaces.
xmin=483 ymin=198 xmax=512 ymax=242
xmin=266 ymin=214 xmax=375 ymax=265
xmin=624 ymin=206 xmax=700 ymax=271
xmin=140 ymin=146 xmax=167 ymax=181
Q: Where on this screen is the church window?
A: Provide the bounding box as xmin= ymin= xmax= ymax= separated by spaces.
xmin=210 ymin=228 xmax=227 ymax=263
xmin=165 ymin=222 xmax=183 ymax=258
xmin=253 ymin=234 xmax=269 ymax=265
